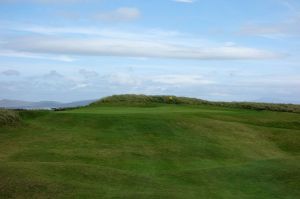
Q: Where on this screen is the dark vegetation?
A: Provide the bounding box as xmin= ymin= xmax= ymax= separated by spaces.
xmin=0 ymin=109 xmax=20 ymax=126
xmin=53 ymin=106 xmax=84 ymax=112
xmin=92 ymin=94 xmax=300 ymax=113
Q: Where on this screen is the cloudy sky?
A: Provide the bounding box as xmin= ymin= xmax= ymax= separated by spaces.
xmin=0 ymin=0 xmax=299 ymax=103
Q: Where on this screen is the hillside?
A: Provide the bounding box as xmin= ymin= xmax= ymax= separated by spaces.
xmin=0 ymin=100 xmax=299 ymax=198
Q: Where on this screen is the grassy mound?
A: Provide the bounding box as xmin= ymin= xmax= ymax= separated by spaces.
xmin=91 ymin=94 xmax=207 ymax=106
xmin=0 ymin=109 xmax=20 ymax=126
xmin=91 ymin=94 xmax=300 ymax=113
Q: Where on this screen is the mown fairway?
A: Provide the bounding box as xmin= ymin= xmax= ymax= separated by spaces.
xmin=0 ymin=104 xmax=299 ymax=198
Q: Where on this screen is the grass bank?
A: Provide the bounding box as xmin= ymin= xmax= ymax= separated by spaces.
xmin=0 ymin=101 xmax=299 ymax=198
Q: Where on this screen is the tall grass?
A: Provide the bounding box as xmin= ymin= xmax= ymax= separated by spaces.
xmin=91 ymin=94 xmax=207 ymax=106
xmin=0 ymin=109 xmax=20 ymax=126
xmin=211 ymin=101 xmax=300 ymax=113
xmin=91 ymin=94 xmax=300 ymax=113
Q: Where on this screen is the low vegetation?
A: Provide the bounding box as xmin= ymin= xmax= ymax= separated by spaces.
xmin=92 ymin=94 xmax=207 ymax=105
xmin=0 ymin=109 xmax=20 ymax=126
xmin=92 ymin=94 xmax=300 ymax=113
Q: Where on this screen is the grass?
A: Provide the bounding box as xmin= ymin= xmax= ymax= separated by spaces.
xmin=92 ymin=94 xmax=300 ymax=113
xmin=0 ymin=102 xmax=299 ymax=198
xmin=0 ymin=109 xmax=20 ymax=126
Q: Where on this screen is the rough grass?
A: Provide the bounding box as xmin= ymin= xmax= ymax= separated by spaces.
xmin=0 ymin=109 xmax=20 ymax=126
xmin=0 ymin=104 xmax=299 ymax=198
xmin=91 ymin=94 xmax=300 ymax=113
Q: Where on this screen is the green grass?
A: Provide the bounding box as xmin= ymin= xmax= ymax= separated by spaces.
xmin=0 ymin=104 xmax=299 ymax=198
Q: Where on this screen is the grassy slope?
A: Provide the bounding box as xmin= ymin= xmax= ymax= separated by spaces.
xmin=0 ymin=104 xmax=299 ymax=198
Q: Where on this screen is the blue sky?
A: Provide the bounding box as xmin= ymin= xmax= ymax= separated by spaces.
xmin=0 ymin=0 xmax=299 ymax=103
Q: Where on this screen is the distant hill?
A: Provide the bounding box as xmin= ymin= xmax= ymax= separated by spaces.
xmin=0 ymin=99 xmax=95 ymax=110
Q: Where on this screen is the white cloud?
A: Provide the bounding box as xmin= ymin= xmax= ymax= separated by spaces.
xmin=0 ymin=24 xmax=281 ymax=60
xmin=2 ymin=23 xmax=181 ymax=41
xmin=2 ymin=36 xmax=280 ymax=60
xmin=0 ymin=50 xmax=75 ymax=62
xmin=152 ymin=75 xmax=214 ymax=85
xmin=1 ymin=69 xmax=300 ymax=103
xmin=104 ymin=73 xmax=142 ymax=87
xmin=94 ymin=7 xmax=141 ymax=22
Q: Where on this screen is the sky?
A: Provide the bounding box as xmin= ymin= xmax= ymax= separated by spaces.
xmin=0 ymin=0 xmax=299 ymax=103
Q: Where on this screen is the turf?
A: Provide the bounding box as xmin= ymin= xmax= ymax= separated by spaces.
xmin=0 ymin=104 xmax=299 ymax=198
